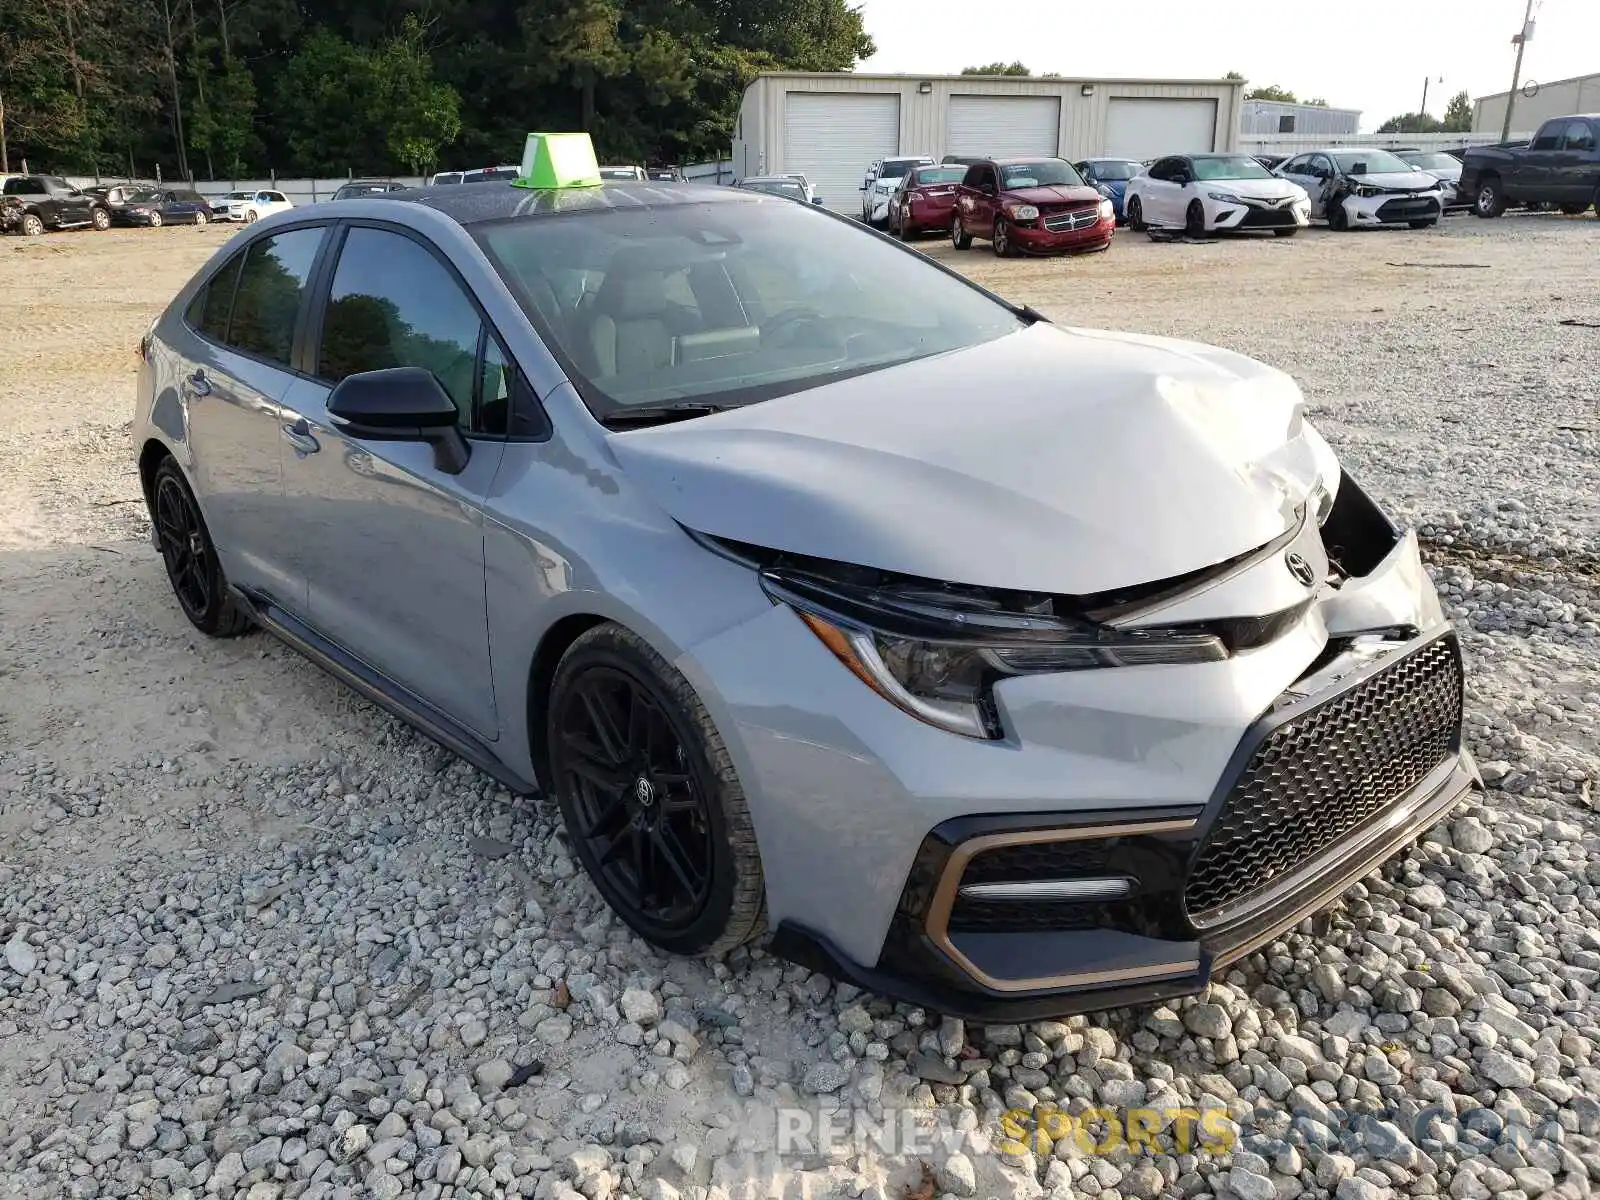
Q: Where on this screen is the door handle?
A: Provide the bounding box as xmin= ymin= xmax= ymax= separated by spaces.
xmin=281 ymin=418 xmax=320 ymax=455
xmin=185 ymin=369 xmax=212 ymax=398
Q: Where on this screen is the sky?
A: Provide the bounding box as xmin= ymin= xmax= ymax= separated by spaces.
xmin=854 ymin=0 xmax=1598 ymax=132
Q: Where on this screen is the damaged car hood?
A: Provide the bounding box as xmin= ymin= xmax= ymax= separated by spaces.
xmin=607 ymin=324 xmax=1327 ymax=595
xmin=1348 ymin=171 xmax=1439 ymax=192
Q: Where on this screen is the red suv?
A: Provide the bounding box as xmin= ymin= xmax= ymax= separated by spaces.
xmin=950 ymin=158 xmax=1114 ymax=256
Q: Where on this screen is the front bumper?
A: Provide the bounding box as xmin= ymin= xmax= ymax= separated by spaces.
xmin=1207 ymin=197 xmax=1311 ymax=231
xmin=1008 ymin=214 xmax=1115 ymax=254
xmin=1340 ymin=191 xmax=1443 ymax=225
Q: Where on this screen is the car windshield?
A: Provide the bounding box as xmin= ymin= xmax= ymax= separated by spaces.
xmin=1191 ymin=155 xmax=1274 ymax=181
xmin=1087 ymin=161 xmax=1139 ymax=181
xmin=475 ymin=199 xmax=1020 ymax=417
xmin=1331 ymin=150 xmax=1417 ymax=175
xmin=999 ymin=160 xmax=1083 ymax=188
xmin=743 ymin=181 xmax=806 ymax=198
xmin=339 ymin=184 xmax=388 ymax=196
xmin=877 ymin=159 xmax=925 ymax=180
xmin=910 ymin=167 xmax=966 ymax=185
xmin=600 ymin=168 xmax=640 ymax=179
xmin=1400 ymin=152 xmax=1459 ymax=170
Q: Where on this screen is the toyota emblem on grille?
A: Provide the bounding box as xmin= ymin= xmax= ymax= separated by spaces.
xmin=1285 ymin=551 xmax=1316 ymax=587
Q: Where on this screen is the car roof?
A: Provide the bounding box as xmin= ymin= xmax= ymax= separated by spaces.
xmin=741 ymin=175 xmax=803 ymax=184
xmin=990 ymin=156 xmax=1067 ymax=165
xmin=363 ymin=179 xmax=761 ymax=226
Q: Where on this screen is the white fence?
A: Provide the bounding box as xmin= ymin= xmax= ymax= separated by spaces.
xmin=63 ymin=159 xmax=736 ymax=205
xmin=1241 ymin=131 xmax=1532 ymax=155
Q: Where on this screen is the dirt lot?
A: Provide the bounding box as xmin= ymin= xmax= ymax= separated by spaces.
xmin=1 ymin=215 xmax=1598 ymax=1200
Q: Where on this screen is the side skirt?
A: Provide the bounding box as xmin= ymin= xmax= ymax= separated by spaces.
xmin=232 ymin=588 xmax=540 ymax=797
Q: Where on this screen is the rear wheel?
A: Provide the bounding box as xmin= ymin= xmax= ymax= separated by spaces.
xmin=1126 ymin=195 xmax=1146 ymax=232
xmin=245 ymin=209 xmax=259 ymax=223
xmin=150 ymin=458 xmax=253 ymax=638
xmin=548 ymin=623 xmax=765 ymax=956
xmin=1474 ymin=176 xmax=1506 ymax=218
xmin=951 ymin=214 xmax=972 ymax=249
xmin=20 ymin=212 xmax=45 ymax=237
xmin=90 ymin=207 xmax=111 ymax=231
xmin=1184 ymin=199 xmax=1206 ymax=238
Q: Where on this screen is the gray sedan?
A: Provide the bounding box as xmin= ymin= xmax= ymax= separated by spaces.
xmin=132 ymin=178 xmax=1477 ymax=1018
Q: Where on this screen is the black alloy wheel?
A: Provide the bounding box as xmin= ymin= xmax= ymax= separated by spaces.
xmin=1327 ymin=198 xmax=1350 ymax=231
xmin=150 ymin=459 xmax=252 ymax=637
xmin=1126 ymin=195 xmax=1145 ymax=232
xmin=549 ymin=625 xmax=765 ymax=955
xmin=1184 ymin=199 xmax=1207 ymax=238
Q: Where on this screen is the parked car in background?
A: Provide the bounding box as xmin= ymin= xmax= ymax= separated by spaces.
xmin=227 ymin=190 xmax=293 ymax=223
xmin=886 ymin=164 xmax=966 ymax=238
xmin=333 ymin=180 xmax=409 ymax=201
xmin=1276 ymin=149 xmax=1443 ymax=230
xmin=85 ymin=184 xmax=157 ymax=219
xmin=1074 ymin=158 xmax=1144 ymax=223
xmin=647 ymin=167 xmax=684 ymax=182
xmin=600 ymin=165 xmax=648 ymax=181
xmin=861 ymin=156 xmax=935 ymax=225
xmin=736 ymin=176 xmax=823 ymax=205
xmin=1458 ymin=115 xmax=1600 ymax=217
xmin=1394 ymin=150 xmax=1468 ymax=211
xmin=951 ymin=158 xmax=1114 ymax=256
xmin=0 ymin=175 xmax=112 ymax=235
xmin=116 ymin=188 xmax=213 ymax=227
xmin=428 ymin=166 xmax=520 ymax=186
xmin=1125 ymin=154 xmax=1309 ymax=237
xmin=132 ymin=154 xmax=1477 ymax=1020
xmin=941 ymin=154 xmax=986 ymax=167
xmin=1252 ymin=154 xmax=1288 ymax=172
xmin=211 ymin=191 xmax=254 ymax=218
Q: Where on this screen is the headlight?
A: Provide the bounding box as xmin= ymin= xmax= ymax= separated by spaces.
xmin=765 ymin=568 xmax=1226 ymax=739
xmin=1206 ymin=191 xmax=1242 ymax=204
xmin=1354 ymin=185 xmax=1380 ymax=198
xmin=1098 ymin=198 xmax=1115 ymax=221
xmin=1007 ymin=203 xmax=1039 ymax=221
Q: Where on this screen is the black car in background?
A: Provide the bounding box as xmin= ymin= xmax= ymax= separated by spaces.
xmin=0 ymin=175 xmax=112 ymax=235
xmin=332 ymin=180 xmax=410 ymax=200
xmin=115 ymin=188 xmax=213 ymax=226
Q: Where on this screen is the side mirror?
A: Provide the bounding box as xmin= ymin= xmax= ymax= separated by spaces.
xmin=327 ymin=366 xmax=469 ymax=474
xmin=812 ymin=195 xmax=824 ymax=205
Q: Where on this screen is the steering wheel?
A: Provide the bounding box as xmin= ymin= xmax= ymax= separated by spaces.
xmin=761 ymin=307 xmax=828 ymax=346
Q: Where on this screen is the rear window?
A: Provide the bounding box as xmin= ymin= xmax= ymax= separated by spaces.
xmin=474 ymin=198 xmax=1019 ymax=416
xmin=910 ymin=167 xmax=966 ymax=186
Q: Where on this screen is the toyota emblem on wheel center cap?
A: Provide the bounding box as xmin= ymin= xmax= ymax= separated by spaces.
xmin=633 ymin=778 xmax=656 ymax=807
xmin=1285 ymin=551 xmax=1316 ymax=587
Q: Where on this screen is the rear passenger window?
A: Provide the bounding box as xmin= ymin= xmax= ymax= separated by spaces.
xmin=189 ymin=254 xmax=244 ymax=342
xmin=316 ymin=227 xmax=482 ymax=426
xmin=227 ymin=227 xmax=324 ymax=365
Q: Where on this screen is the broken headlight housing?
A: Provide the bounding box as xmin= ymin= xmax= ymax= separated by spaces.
xmin=762 ymin=568 xmax=1227 ymax=740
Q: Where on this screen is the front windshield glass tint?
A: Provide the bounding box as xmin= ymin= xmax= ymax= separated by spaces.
xmin=911 ymin=167 xmax=966 ymax=185
xmin=1088 ymin=161 xmax=1139 ymax=181
xmin=1191 ymin=156 xmax=1274 ymax=181
xmin=1000 ymin=160 xmax=1083 ymax=188
xmin=476 ymin=199 xmax=1020 ymax=415
xmin=1331 ymin=150 xmax=1416 ymax=175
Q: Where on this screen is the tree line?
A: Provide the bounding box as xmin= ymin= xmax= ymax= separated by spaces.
xmin=0 ymin=0 xmax=875 ymax=180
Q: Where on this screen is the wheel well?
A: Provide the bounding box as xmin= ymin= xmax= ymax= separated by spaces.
xmin=138 ymin=439 xmax=172 ymax=510
xmin=526 ymin=614 xmax=608 ymax=787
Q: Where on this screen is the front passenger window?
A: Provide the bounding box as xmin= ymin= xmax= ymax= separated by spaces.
xmin=1563 ymin=121 xmax=1597 ymax=152
xmin=317 ymin=227 xmax=483 ymax=427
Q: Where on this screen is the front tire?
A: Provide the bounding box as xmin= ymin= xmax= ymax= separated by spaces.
xmin=91 ymin=207 xmax=111 ymax=231
xmin=1474 ymin=176 xmax=1507 ymax=218
xmin=195 ymin=209 xmax=209 ymax=225
xmin=1184 ymin=199 xmax=1206 ymax=238
xmin=548 ymin=623 xmax=765 ymax=956
xmin=150 ymin=458 xmax=253 ymax=638
xmin=1326 ymin=200 xmax=1350 ymax=232
xmin=992 ymin=217 xmax=1012 ymax=257
xmin=20 ymin=212 xmax=45 ymax=237
xmin=1126 ymin=195 xmax=1146 ymax=232
xmin=951 ymin=214 xmax=972 ymax=249
xmin=245 ymin=209 xmax=259 ymax=223
xmin=148 ymin=210 xmax=164 ymax=228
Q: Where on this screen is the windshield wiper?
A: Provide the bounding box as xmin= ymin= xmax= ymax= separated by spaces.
xmin=600 ymin=402 xmax=728 ymax=429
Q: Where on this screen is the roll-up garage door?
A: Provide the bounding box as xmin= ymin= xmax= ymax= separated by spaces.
xmin=784 ymin=92 xmax=900 ymax=212
xmin=947 ymin=95 xmax=1061 ymax=159
xmin=1104 ymin=98 xmax=1218 ymax=161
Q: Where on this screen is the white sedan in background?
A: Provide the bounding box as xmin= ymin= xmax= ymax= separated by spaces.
xmin=1125 ymin=153 xmax=1310 ymax=237
xmin=226 ymin=189 xmax=293 ymax=223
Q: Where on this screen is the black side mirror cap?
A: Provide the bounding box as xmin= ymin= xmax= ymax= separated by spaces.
xmin=327 ymin=367 xmax=469 ymax=474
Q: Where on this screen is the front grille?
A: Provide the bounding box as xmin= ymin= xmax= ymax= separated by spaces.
xmin=1376 ymin=196 xmax=1440 ymax=221
xmin=948 ymin=898 xmax=1107 ymax=933
xmin=1043 ymin=207 xmax=1099 ymax=232
xmin=1240 ymin=207 xmax=1298 ymax=227
xmin=1185 ymin=636 xmax=1462 ymax=920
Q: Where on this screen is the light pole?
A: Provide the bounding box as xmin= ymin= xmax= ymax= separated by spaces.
xmin=1418 ymin=76 xmax=1443 ymax=131
xmin=1501 ymin=0 xmax=1537 ymax=142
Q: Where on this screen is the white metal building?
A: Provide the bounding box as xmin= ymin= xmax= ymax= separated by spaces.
xmin=732 ymin=72 xmax=1244 ymax=211
xmin=1240 ymin=100 xmax=1360 ymax=137
xmin=1474 ymin=71 xmax=1600 ymax=135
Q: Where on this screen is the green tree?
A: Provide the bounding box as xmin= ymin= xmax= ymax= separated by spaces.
xmin=1304 ymin=97 xmax=1328 ymax=107
xmin=961 ymin=61 xmax=1029 ymax=76
xmin=1442 ymin=90 xmax=1472 ymax=132
xmin=273 ymin=30 xmax=377 ymax=173
xmin=375 ymin=16 xmax=461 ymax=174
xmin=1223 ymin=70 xmax=1244 ymax=81
xmin=1377 ymin=112 xmax=1444 ymax=134
xmin=529 ymin=0 xmax=629 ymax=132
xmin=1245 ymin=83 xmax=1297 ymax=102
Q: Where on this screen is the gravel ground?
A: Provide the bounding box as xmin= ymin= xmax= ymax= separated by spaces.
xmin=1 ymin=215 xmax=1597 ymax=1200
